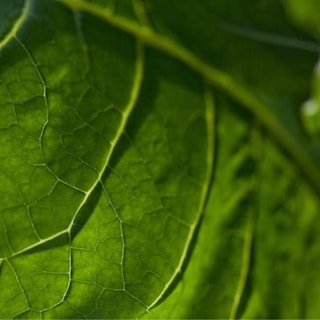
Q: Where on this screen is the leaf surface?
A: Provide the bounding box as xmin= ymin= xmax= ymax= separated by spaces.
xmin=0 ymin=0 xmax=320 ymax=318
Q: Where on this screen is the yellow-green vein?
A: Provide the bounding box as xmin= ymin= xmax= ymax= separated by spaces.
xmin=59 ymin=0 xmax=320 ymax=195
xmin=145 ymin=83 xmax=216 ymax=312
xmin=75 ymin=38 xmax=144 ymax=197
xmin=6 ymin=40 xmax=144 ymax=259
xmin=0 ymin=0 xmax=32 ymax=50
xmin=229 ymin=211 xmax=254 ymax=319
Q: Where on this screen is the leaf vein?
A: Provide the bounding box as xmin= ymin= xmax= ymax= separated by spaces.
xmin=0 ymin=0 xmax=32 ymax=51
xmin=59 ymin=0 xmax=320 ymax=195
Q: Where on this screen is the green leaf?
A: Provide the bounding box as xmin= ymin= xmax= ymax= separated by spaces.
xmin=283 ymin=0 xmax=320 ymax=35
xmin=1 ymin=0 xmax=320 ymax=318
xmin=283 ymin=0 xmax=320 ymax=141
xmin=0 ymin=1 xmax=213 ymax=317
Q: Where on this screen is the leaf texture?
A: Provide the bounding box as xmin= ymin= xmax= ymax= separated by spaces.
xmin=0 ymin=0 xmax=320 ymax=318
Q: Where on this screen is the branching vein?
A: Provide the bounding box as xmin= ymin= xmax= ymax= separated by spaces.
xmin=60 ymin=0 xmax=320 ymax=196
xmin=146 ymin=83 xmax=216 ymax=311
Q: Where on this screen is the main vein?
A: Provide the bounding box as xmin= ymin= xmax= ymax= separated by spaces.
xmin=67 ymin=40 xmax=145 ymax=233
xmin=6 ymin=40 xmax=145 ymax=259
xmin=0 ymin=0 xmax=33 ymax=50
xmin=60 ymin=0 xmax=320 ymax=195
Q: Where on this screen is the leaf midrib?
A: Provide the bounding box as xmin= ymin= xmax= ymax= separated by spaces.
xmin=60 ymin=0 xmax=320 ymax=196
xmin=0 ymin=0 xmax=31 ymax=50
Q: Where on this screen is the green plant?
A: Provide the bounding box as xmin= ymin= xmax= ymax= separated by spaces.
xmin=0 ymin=0 xmax=320 ymax=318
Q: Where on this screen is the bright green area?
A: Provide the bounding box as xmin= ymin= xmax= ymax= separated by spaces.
xmin=284 ymin=0 xmax=320 ymax=35
xmin=0 ymin=0 xmax=320 ymax=318
xmin=284 ymin=0 xmax=320 ymax=139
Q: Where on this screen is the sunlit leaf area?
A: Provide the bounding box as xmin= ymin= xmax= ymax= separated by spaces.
xmin=1 ymin=0 xmax=320 ymax=318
